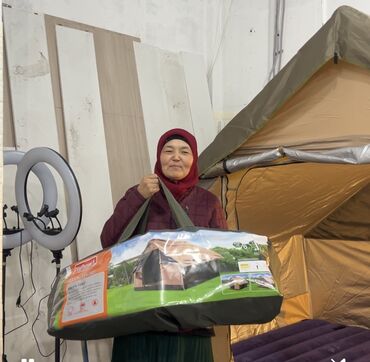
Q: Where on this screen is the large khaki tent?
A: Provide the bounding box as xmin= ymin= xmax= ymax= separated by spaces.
xmin=199 ymin=6 xmax=370 ymax=353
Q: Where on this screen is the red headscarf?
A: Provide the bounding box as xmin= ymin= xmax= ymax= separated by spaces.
xmin=154 ymin=128 xmax=199 ymax=201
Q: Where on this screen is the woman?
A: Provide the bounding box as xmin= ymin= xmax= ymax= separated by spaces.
xmin=101 ymin=128 xmax=227 ymax=362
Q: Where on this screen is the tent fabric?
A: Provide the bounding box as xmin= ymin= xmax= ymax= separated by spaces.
xmin=199 ymin=6 xmax=370 ymax=176
xmin=228 ymin=163 xmax=370 ymax=242
xmin=230 ymin=319 xmax=281 ymax=346
xmin=307 ymin=182 xmax=370 ymax=241
xmin=231 ymin=319 xmax=370 ymax=362
xmin=304 ymin=238 xmax=370 ymax=328
xmin=204 ymin=145 xmax=370 ymax=178
xmin=230 ymin=293 xmax=311 ymax=344
xmin=282 ymin=145 xmax=370 ymax=164
xmin=217 ymin=163 xmax=370 ymax=343
xmin=235 ymin=62 xmax=370 ymax=156
xmin=267 ymin=235 xmax=309 ymax=299
xmin=269 ymin=235 xmax=370 ymax=330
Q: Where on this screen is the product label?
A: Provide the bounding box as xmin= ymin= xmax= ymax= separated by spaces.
xmin=60 ymin=250 xmax=111 ymax=326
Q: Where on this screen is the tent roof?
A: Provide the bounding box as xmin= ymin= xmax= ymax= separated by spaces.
xmin=199 ymin=6 xmax=370 ymax=176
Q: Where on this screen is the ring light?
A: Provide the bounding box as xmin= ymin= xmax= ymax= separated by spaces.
xmin=15 ymin=148 xmax=82 ymax=251
xmin=3 ymin=150 xmax=57 ymax=250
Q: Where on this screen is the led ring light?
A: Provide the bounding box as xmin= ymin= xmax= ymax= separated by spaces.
xmin=15 ymin=148 xmax=82 ymax=251
xmin=3 ymin=150 xmax=58 ymax=250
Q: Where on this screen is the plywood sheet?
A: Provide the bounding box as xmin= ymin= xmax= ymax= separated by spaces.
xmin=56 ymin=25 xmax=113 ymax=259
xmin=3 ymin=44 xmax=15 ymax=148
xmin=93 ymin=31 xmax=151 ymax=203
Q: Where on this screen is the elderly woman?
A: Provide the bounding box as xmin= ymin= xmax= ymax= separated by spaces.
xmin=101 ymin=128 xmax=227 ymax=362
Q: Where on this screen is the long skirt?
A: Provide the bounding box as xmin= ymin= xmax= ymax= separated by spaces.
xmin=111 ymin=333 xmax=214 ymax=362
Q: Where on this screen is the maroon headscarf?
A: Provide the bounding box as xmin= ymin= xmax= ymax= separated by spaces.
xmin=154 ymin=128 xmax=199 ymax=201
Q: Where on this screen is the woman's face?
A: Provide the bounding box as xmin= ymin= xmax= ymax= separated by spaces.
xmin=160 ymin=139 xmax=194 ymax=181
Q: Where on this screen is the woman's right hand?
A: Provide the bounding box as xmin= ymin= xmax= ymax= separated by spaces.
xmin=137 ymin=174 xmax=160 ymax=199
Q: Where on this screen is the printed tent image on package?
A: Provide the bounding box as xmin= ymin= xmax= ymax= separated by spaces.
xmin=198 ymin=5 xmax=370 ymax=354
xmin=133 ymin=239 xmax=222 ymax=290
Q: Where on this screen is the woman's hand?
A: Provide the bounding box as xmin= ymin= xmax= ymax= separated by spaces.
xmin=137 ymin=174 xmax=160 ymax=199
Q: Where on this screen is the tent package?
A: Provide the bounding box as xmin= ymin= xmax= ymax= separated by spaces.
xmin=197 ymin=5 xmax=370 ymax=359
xmin=47 ymin=229 xmax=282 ymax=340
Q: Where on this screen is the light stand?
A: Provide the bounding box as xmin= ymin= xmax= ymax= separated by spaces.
xmin=51 ymin=250 xmax=63 ymax=362
xmin=2 ymin=248 xmax=12 ymax=362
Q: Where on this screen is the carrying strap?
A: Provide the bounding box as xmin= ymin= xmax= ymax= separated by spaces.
xmin=118 ymin=179 xmax=195 ymax=243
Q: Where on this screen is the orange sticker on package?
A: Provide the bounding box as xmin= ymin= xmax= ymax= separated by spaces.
xmin=60 ymin=250 xmax=112 ymax=326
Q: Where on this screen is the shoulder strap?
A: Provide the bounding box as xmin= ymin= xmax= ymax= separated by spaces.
xmin=159 ymin=179 xmax=195 ymax=230
xmin=117 ymin=198 xmax=151 ymax=243
xmin=117 ymin=180 xmax=196 ymax=244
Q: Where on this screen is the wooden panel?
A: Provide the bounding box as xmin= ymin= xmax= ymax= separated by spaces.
xmin=93 ymin=31 xmax=151 ymax=203
xmin=3 ymin=44 xmax=15 ymax=148
xmin=45 ymin=15 xmax=150 ymax=206
xmin=102 ymin=113 xmax=150 ymax=204
xmin=56 ymin=25 xmax=113 ymax=259
xmin=180 ymin=52 xmax=217 ymax=153
xmin=212 ymin=326 xmax=232 ymax=362
xmin=134 ymin=43 xmax=194 ymax=169
xmin=94 ymin=34 xmax=142 ymax=117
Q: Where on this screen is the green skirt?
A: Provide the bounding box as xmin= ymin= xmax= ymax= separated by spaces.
xmin=111 ymin=333 xmax=214 ymax=362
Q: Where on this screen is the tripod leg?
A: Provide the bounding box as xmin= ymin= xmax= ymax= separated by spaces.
xmin=2 ymin=251 xmax=11 ymax=362
xmin=53 ymin=251 xmax=62 ymax=362
xmin=81 ymin=341 xmax=89 ymax=362
xmin=55 ymin=337 xmax=60 ymax=362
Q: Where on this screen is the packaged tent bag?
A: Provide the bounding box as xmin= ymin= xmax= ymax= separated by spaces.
xmin=48 ymin=183 xmax=282 ymax=340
